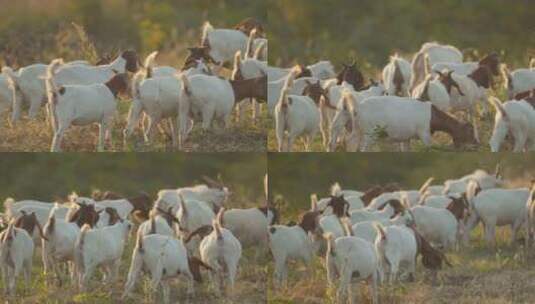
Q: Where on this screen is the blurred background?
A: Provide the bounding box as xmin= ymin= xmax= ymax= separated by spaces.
xmin=269 ymin=153 xmax=535 ymax=218
xmin=0 ymin=0 xmax=267 ymax=67
xmin=269 ymin=0 xmax=535 ymax=74
xmin=0 ymin=153 xmax=266 ymax=207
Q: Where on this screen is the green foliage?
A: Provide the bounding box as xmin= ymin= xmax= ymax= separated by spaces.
xmin=0 ymin=153 xmax=266 ymax=209
xmin=0 ymin=0 xmax=266 ymax=67
xmin=269 ymin=0 xmax=535 ymax=69
xmin=269 ymin=153 xmax=535 ymax=218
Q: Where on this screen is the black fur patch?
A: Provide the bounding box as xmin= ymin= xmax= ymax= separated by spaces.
xmin=59 ymin=87 xmax=66 ymax=95
xmin=269 ymin=227 xmax=276 ymax=234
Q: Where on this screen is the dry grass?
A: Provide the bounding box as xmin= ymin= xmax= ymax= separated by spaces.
xmin=0 ymin=98 xmax=267 ymax=152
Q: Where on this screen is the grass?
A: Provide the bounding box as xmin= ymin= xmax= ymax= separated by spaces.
xmin=267 ymin=180 xmax=535 ymax=304
xmin=0 ymin=98 xmax=268 ymax=152
xmin=0 ymin=197 xmax=268 ymax=303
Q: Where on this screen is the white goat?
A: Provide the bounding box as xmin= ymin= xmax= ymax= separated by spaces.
xmin=502 ymin=64 xmax=535 ymax=99
xmin=465 ymin=181 xmax=530 ymax=247
xmin=155 ymin=181 xmax=229 ymax=214
xmin=220 ymin=206 xmax=277 ymax=254
xmin=524 ymin=182 xmax=535 ymax=248
xmin=45 ymin=59 xmax=129 ymax=152
xmin=2 ymin=63 xmax=47 ymax=121
xmin=199 ymin=209 xmax=242 ymax=295
xmin=443 ymin=167 xmax=502 ymax=195
xmin=274 ymin=71 xmax=320 ymax=152
xmin=411 ymin=75 xmax=451 ymax=111
xmin=41 ymin=206 xmax=81 ymax=284
xmin=324 ymin=233 xmax=379 ymax=304
xmin=52 ymin=50 xmax=138 ymax=86
xmin=122 ymin=234 xmax=204 ymax=303
xmin=176 ymin=198 xmax=215 ymax=254
xmin=268 ymin=210 xmax=321 ymax=286
xmin=488 ymin=97 xmax=535 ymax=152
xmin=0 ymin=223 xmax=34 ymax=295
xmin=74 ymin=220 xmax=132 ymax=290
xmin=0 ymin=73 xmax=16 ymax=116
xmin=382 ymin=54 xmax=411 ymax=97
xmin=410 ymin=42 xmax=463 ymax=92
xmin=178 ymin=71 xmax=266 ymax=147
xmin=374 ymin=224 xmax=418 ymax=282
xmin=125 ymin=56 xmax=211 ymax=146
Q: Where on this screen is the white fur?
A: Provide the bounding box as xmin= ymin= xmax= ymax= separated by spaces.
xmin=410 ymin=42 xmax=463 ymax=91
xmin=75 ymin=221 xmax=132 ymax=290
xmin=122 ymin=234 xmax=194 ymax=303
xmin=45 ymin=59 xmax=119 ymax=152
xmin=0 ymin=224 xmax=34 ymax=295
xmin=382 ymin=55 xmax=411 ymax=97
xmin=488 ymin=97 xmax=535 ymax=152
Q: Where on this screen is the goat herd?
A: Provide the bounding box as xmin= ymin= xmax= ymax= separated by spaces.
xmin=0 ymin=176 xmax=276 ymax=303
xmin=269 ymin=165 xmax=535 ymax=303
xmin=0 ymin=18 xmax=268 ymax=151
xmin=270 ymin=43 xmax=535 ymax=152
xmin=2 ymin=18 xmax=534 ymax=152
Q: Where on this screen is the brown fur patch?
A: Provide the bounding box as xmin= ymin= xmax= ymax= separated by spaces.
xmin=15 ymin=212 xmax=47 ymax=240
xmin=298 ymin=210 xmax=321 ymax=233
xmin=430 ymin=105 xmax=477 ymax=147
xmin=104 ymin=73 xmax=129 ymax=97
xmin=326 ymin=195 xmax=350 ymax=217
xmin=258 ymin=207 xmax=279 ymax=225
xmin=446 ymin=194 xmax=469 ymax=221
xmin=184 ymin=225 xmax=213 ymax=243
xmin=337 ymin=62 xmax=364 ymax=90
xmin=68 ymin=204 xmax=100 ymax=228
xmin=393 ymin=60 xmax=405 ymax=96
xmin=121 ymin=50 xmax=139 ymax=73
xmin=302 ymin=80 xmax=326 ymax=105
xmin=411 ymin=226 xmax=452 ymax=270
xmin=234 ymin=18 xmax=265 ymax=37
xmin=478 ymin=52 xmax=500 ymax=76
xmin=468 ymin=65 xmax=492 ymax=89
xmin=361 ymin=185 xmax=386 ymax=206
xmin=437 ymin=71 xmax=465 ymax=95
xmin=230 ymin=75 xmax=267 ymax=103
xmin=188 ymin=256 xmax=213 ymax=283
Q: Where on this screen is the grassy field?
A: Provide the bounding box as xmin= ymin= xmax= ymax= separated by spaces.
xmin=0 ymin=196 xmax=268 ymax=303
xmin=0 ymin=91 xmax=268 ymax=152
xmin=267 ymin=178 xmax=535 ymax=304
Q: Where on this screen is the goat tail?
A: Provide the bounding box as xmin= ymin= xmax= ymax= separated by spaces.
xmin=501 ymin=64 xmax=513 ymax=93
xmin=1 ymin=66 xmax=20 ymax=90
xmin=43 ymin=215 xmax=55 ymax=239
xmin=3 ymin=198 xmax=15 ymax=219
xmin=374 ymin=222 xmax=387 ymax=244
xmin=418 ymin=177 xmax=435 ymax=195
xmin=245 ymin=28 xmax=257 ymax=59
xmin=232 ymin=51 xmax=242 ymax=80
xmin=131 ymin=72 xmax=144 ymax=100
xmin=180 ymin=74 xmax=192 ymax=98
xmin=143 ymin=51 xmax=158 ymax=79
xmin=488 ymin=96 xmax=508 ymax=121
xmin=201 ymin=21 xmax=214 ymax=46
xmin=75 ymin=224 xmax=90 ymax=273
xmin=310 ymin=194 xmax=318 ymax=211
xmin=254 ymin=39 xmax=267 ymax=60
xmin=46 ymin=58 xmax=63 ymax=133
xmin=330 ymin=182 xmax=342 ymax=197
xmin=409 ymin=50 xmax=426 ymax=93
xmin=122 ymin=237 xmax=144 ymax=300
